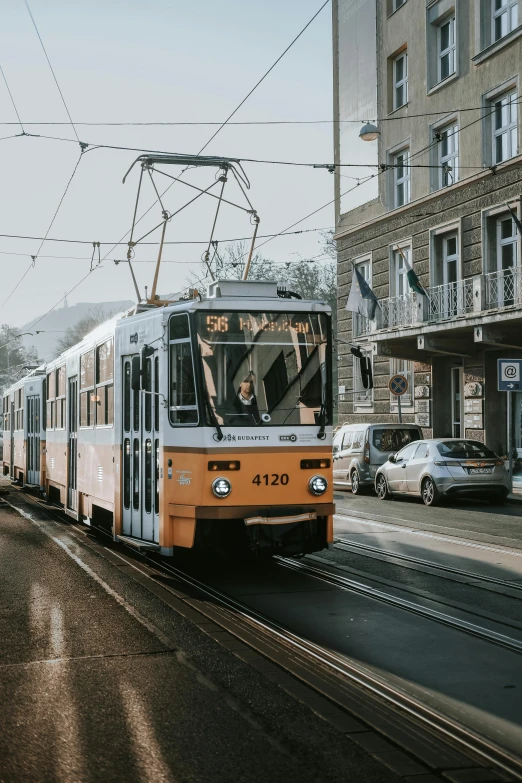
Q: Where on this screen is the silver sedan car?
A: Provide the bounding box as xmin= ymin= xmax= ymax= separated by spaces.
xmin=375 ymin=439 xmax=510 ymax=506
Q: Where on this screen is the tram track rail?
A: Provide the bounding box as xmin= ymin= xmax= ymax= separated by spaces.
xmin=4 ymin=485 xmax=522 ymax=782
xmin=146 ymin=554 xmax=522 ymax=782
xmin=276 ymin=556 xmax=522 ymax=654
xmin=335 ymin=537 xmax=522 ymax=596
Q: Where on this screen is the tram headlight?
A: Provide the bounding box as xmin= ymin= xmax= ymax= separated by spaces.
xmin=308 ymin=475 xmax=328 ymax=496
xmin=212 ymin=477 xmax=232 ymax=498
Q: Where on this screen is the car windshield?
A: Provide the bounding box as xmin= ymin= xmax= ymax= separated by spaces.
xmin=372 ymin=428 xmax=419 ymax=452
xmin=436 ymin=441 xmax=498 ymax=459
xmin=196 ymin=311 xmax=329 ymax=427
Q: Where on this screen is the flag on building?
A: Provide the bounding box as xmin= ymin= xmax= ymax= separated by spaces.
xmin=397 ymin=245 xmax=426 ymax=296
xmin=346 ymin=265 xmax=378 ymax=319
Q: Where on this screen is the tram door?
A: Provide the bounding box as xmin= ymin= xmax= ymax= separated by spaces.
xmin=67 ymin=377 xmax=78 ymax=511
xmin=122 ymin=353 xmax=160 ymax=542
xmin=26 ymin=394 xmax=41 ymax=485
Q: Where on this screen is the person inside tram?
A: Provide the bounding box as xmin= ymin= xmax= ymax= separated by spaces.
xmin=233 ymin=371 xmax=262 ymax=424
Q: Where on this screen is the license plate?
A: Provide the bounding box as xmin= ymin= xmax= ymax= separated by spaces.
xmin=468 ymin=468 xmax=492 ymax=475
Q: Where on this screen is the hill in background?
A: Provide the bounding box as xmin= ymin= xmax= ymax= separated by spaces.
xmin=21 ymin=300 xmax=133 ymax=361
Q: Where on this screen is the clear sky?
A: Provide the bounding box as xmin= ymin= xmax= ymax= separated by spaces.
xmin=0 ymin=0 xmax=334 ymax=327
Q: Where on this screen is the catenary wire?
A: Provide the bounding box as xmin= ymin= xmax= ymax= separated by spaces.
xmin=1 ymin=151 xmax=85 ymax=307
xmin=0 ymin=101 xmax=517 ymax=126
xmin=0 ymin=225 xmax=332 ymax=247
xmin=24 ymin=0 xmax=80 ymax=144
xmin=0 ymin=64 xmax=25 ymax=133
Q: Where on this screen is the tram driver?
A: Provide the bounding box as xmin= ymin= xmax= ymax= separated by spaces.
xmin=233 ymin=371 xmax=262 ymax=425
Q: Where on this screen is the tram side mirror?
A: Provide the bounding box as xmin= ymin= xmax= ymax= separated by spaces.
xmin=131 ymin=356 xmax=142 ymax=391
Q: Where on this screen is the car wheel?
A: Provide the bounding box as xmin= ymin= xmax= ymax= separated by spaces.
xmin=376 ymin=473 xmax=391 ymax=500
xmin=421 ymin=476 xmax=439 ymax=507
xmin=350 ymin=469 xmax=363 ymax=495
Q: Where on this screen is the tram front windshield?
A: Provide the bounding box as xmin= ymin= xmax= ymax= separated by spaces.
xmin=196 ymin=311 xmax=329 ymax=427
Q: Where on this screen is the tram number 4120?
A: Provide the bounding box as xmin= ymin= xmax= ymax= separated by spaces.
xmin=252 ymin=474 xmax=289 ymax=486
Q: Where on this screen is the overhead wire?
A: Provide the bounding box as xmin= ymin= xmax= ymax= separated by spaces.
xmin=1 ymin=150 xmax=85 ymax=306
xmin=0 ymin=100 xmax=518 ymax=126
xmin=24 ymin=0 xmax=80 ymax=144
xmin=28 ymin=0 xmax=333 ymax=321
xmin=0 ymin=64 xmax=25 ymax=133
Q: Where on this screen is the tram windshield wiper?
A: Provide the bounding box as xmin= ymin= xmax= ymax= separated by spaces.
xmin=317 ymin=401 xmax=327 ymax=440
xmin=205 ymin=394 xmax=224 ymax=441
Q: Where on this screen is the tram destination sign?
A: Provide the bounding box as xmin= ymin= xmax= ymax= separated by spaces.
xmin=498 ymin=359 xmax=522 ymax=391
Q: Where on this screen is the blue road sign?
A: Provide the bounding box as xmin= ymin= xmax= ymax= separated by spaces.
xmin=498 ymin=359 xmax=522 ymax=391
xmin=389 ymin=374 xmax=408 ymax=396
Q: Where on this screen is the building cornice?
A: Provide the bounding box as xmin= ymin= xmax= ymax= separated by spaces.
xmin=334 ymin=154 xmax=522 ymax=241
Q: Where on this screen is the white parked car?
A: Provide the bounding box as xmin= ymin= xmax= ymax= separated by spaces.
xmin=375 ymin=439 xmax=510 ymax=506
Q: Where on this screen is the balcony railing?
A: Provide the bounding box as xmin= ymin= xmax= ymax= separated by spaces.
xmin=427 ymin=278 xmax=474 ymax=322
xmin=380 ymin=293 xmax=416 ymax=329
xmin=485 ymin=267 xmax=522 ymax=310
xmin=353 ymin=312 xmax=372 ymax=337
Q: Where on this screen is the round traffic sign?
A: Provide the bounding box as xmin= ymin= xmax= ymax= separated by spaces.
xmin=389 ymin=374 xmax=408 ymax=396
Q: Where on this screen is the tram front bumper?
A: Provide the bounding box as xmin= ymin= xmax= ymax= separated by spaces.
xmin=167 ymin=503 xmax=335 ymax=555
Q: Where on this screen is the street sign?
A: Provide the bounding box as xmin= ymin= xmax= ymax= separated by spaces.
xmin=498 ymin=359 xmax=522 ymax=391
xmin=389 ymin=374 xmax=408 ymax=396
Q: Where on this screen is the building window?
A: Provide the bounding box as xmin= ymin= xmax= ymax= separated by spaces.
xmin=393 ymin=52 xmax=408 ymax=110
xmin=352 ymin=260 xmax=372 ymax=337
xmin=441 ymin=233 xmax=459 ymax=287
xmin=390 ymin=359 xmax=414 ymax=409
xmin=95 ymin=339 xmax=114 ymax=426
xmin=437 ymin=124 xmax=459 ymax=187
xmin=394 ymin=0 xmax=406 ymax=9
xmin=392 ymin=247 xmax=410 ymax=297
xmin=492 ymin=0 xmax=518 ymax=41
xmin=487 ymin=213 xmax=520 ymax=307
xmin=492 ymin=90 xmax=518 ymax=163
xmin=392 ymin=149 xmax=410 ymax=207
xmin=438 ymin=15 xmax=456 ymax=81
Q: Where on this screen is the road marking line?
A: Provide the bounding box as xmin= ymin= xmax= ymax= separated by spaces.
xmin=334 ymin=513 xmax=522 ymax=558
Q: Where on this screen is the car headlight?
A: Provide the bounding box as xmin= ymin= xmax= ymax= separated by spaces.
xmin=309 ymin=475 xmax=328 ymax=496
xmin=212 ymin=477 xmax=231 ymax=498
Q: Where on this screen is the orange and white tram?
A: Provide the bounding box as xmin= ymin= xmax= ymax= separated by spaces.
xmin=2 ymin=372 xmax=46 ymax=490
xmin=2 ymin=279 xmax=334 ymax=556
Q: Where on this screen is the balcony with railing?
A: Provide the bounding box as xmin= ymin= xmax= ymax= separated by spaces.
xmin=354 ymin=268 xmax=522 ymax=342
xmin=485 ymin=267 xmax=522 ymax=310
xmin=427 ymin=278 xmax=474 ymax=322
xmin=380 ymin=293 xmax=417 ymax=329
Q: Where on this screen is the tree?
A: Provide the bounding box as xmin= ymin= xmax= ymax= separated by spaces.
xmin=55 ymin=306 xmax=118 ymax=355
xmin=0 ymin=325 xmax=38 ymax=390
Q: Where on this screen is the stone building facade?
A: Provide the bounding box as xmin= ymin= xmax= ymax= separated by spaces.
xmin=332 ymin=0 xmax=522 ymax=462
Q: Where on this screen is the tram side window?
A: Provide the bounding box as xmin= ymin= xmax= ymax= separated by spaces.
xmin=2 ymin=396 xmax=9 ymax=432
xmin=80 ymin=350 xmax=95 ymax=427
xmin=15 ymin=389 xmax=24 ymax=431
xmin=169 ymin=314 xmax=198 ymax=425
xmin=95 ymin=339 xmax=114 ymax=427
xmin=55 ymin=366 xmax=66 ymax=429
xmin=46 ymin=370 xmax=55 ymax=430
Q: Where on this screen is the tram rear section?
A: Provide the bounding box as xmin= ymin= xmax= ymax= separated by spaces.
xmin=3 ymin=280 xmax=334 ymax=557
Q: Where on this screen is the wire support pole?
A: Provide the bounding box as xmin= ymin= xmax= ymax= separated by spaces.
xmin=24 ymin=0 xmax=80 ymax=144
xmin=243 ymin=214 xmax=261 ymax=281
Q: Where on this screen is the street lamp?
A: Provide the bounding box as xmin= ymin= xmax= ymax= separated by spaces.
xmin=359 ymin=122 xmax=380 ymax=142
